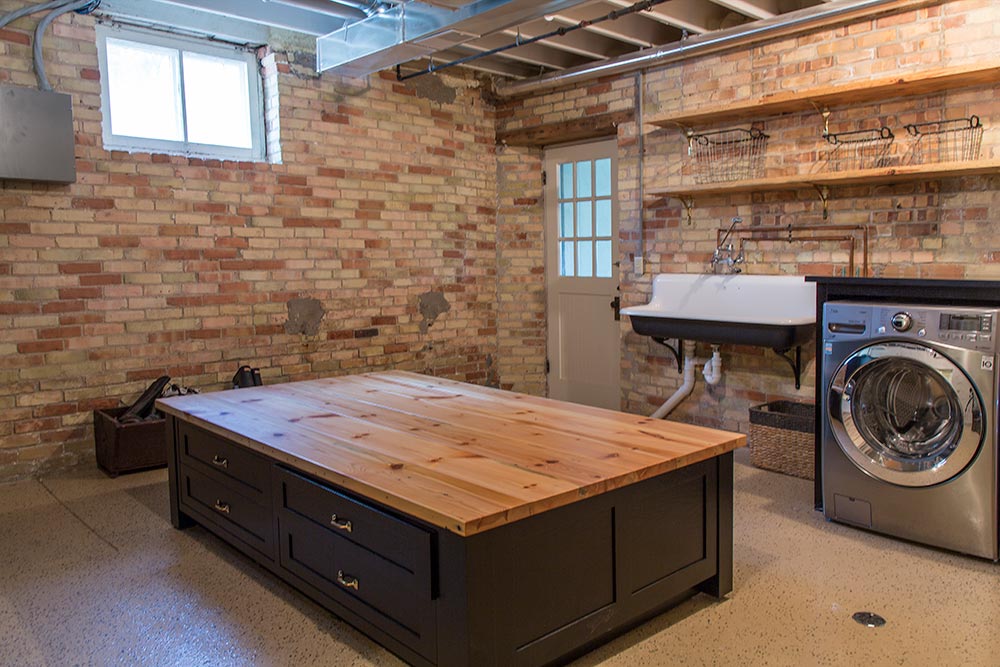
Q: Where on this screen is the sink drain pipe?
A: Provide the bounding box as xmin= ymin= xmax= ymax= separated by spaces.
xmin=651 ymin=341 xmax=723 ymax=419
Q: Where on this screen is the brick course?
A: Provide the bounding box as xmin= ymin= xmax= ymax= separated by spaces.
xmin=0 ymin=1 xmax=499 ymax=480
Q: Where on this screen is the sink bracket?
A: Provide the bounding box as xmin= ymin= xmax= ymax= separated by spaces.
xmin=773 ymin=346 xmax=803 ymax=390
xmin=653 ymin=337 xmax=683 ymax=373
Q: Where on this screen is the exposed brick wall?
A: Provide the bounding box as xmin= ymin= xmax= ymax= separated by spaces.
xmin=497 ymin=0 xmax=1000 ymax=436
xmin=0 ymin=3 xmax=500 ymax=481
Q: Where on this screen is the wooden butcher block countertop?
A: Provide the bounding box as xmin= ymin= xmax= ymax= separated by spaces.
xmin=158 ymin=371 xmax=745 ymax=536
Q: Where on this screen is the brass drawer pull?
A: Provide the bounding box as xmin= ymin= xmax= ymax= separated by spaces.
xmin=336 ymin=570 xmax=359 ymax=591
xmin=212 ymin=455 xmax=229 ymax=469
xmin=213 ymin=500 xmax=231 ymax=515
xmin=330 ymin=514 xmax=353 ymax=533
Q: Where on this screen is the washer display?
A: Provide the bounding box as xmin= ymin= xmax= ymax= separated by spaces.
xmin=821 ymin=301 xmax=999 ymax=560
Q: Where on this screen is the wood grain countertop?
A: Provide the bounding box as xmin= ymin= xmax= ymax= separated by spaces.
xmin=157 ymin=371 xmax=745 ymax=536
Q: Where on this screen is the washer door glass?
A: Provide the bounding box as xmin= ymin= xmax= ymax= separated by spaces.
xmin=828 ymin=342 xmax=984 ymax=487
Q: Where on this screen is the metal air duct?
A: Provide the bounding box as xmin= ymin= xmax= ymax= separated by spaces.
xmin=316 ymin=0 xmax=594 ymax=77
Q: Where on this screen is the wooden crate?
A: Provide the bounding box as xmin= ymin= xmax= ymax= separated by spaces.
xmin=94 ymin=407 xmax=167 ymax=477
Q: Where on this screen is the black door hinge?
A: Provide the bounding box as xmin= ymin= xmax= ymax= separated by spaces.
xmin=545 ymin=359 xmax=550 ymax=374
xmin=542 ymin=170 xmax=546 ymax=186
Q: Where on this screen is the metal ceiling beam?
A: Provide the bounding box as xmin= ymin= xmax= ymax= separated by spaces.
xmin=711 ymin=0 xmax=779 ymax=20
xmin=547 ymin=6 xmax=682 ymax=48
xmin=499 ymin=22 xmax=634 ymax=59
xmin=604 ymin=0 xmax=734 ymax=33
xmin=462 ymin=33 xmax=594 ymax=68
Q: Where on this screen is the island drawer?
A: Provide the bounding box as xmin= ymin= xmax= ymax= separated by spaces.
xmin=177 ymin=422 xmax=269 ymax=497
xmin=276 ymin=467 xmax=432 ymax=580
xmin=179 ymin=465 xmax=274 ymax=559
xmin=279 ymin=510 xmax=436 ymax=661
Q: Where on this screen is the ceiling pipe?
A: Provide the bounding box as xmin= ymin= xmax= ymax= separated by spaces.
xmin=495 ymin=0 xmax=939 ymax=98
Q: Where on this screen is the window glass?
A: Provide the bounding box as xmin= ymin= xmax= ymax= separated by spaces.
xmin=595 ymin=158 xmax=611 ymax=197
xmin=577 ymin=201 xmax=592 ymax=237
xmin=577 ymin=241 xmax=593 ymax=278
xmin=596 ymin=240 xmax=612 ymax=278
xmin=105 ymin=38 xmax=183 ymax=141
xmin=559 ymin=163 xmax=574 ymax=199
xmin=559 ymin=241 xmax=575 ymax=276
xmin=596 ymin=199 xmax=612 ymax=237
xmin=183 ymin=52 xmax=252 ymax=149
xmin=576 ymin=160 xmax=592 ymax=198
xmin=560 ymin=202 xmax=574 ymax=237
xmin=97 ymin=25 xmax=264 ymax=161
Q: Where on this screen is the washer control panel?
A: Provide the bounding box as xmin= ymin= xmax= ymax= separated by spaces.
xmin=824 ymin=301 xmax=1000 ymax=353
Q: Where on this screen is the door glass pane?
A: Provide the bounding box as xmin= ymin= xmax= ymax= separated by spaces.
xmin=559 ymin=241 xmax=575 ymax=276
xmin=105 ymin=38 xmax=183 ymax=141
xmin=595 ymin=199 xmax=612 ymax=237
xmin=851 ymin=358 xmax=962 ymax=461
xmin=596 ymin=240 xmax=612 ymax=277
xmin=577 ymin=201 xmax=592 ymax=237
xmin=577 ymin=241 xmax=593 ymax=277
xmin=559 ymin=163 xmax=574 ymax=199
xmin=560 ymin=202 xmax=574 ymax=237
xmin=576 ymin=160 xmax=592 ymax=198
xmin=595 ymin=158 xmax=611 ymax=197
xmin=183 ymin=51 xmax=252 ymax=149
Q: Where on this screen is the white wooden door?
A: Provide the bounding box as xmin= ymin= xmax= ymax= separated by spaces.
xmin=544 ymin=139 xmax=620 ymax=410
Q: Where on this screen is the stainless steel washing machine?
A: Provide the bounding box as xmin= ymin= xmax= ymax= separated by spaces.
xmin=821 ymin=301 xmax=999 ymax=560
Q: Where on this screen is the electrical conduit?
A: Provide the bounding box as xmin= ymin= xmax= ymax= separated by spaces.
xmin=651 ymin=342 xmax=723 ymax=419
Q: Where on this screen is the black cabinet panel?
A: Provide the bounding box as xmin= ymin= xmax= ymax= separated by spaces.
xmin=179 ymin=466 xmax=274 ymax=558
xmin=179 ymin=423 xmax=270 ymax=496
xmin=277 ymin=466 xmax=432 ymax=585
xmin=620 ymin=472 xmax=707 ymax=594
xmin=501 ymin=508 xmax=616 ymax=651
xmin=279 ymin=510 xmax=437 ymax=661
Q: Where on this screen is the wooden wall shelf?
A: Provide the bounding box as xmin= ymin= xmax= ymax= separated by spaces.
xmin=650 ymin=159 xmax=1000 ymax=200
xmin=650 ymin=62 xmax=1000 ymax=128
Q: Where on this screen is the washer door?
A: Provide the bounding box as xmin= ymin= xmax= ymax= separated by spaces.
xmin=828 ymin=341 xmax=985 ymax=487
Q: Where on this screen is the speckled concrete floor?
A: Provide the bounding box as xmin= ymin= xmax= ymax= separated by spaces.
xmin=1 ymin=449 xmax=997 ymax=666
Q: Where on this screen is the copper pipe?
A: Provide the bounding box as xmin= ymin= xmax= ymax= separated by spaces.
xmin=718 ymin=223 xmax=870 ymax=276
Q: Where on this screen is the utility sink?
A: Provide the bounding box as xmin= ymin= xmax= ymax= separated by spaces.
xmin=622 ymin=273 xmax=817 ymax=349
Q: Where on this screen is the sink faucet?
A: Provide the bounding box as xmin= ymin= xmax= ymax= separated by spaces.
xmin=711 ymin=217 xmax=745 ymax=274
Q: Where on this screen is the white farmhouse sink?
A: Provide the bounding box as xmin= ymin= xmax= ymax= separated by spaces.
xmin=621 ymin=273 xmax=817 ymax=349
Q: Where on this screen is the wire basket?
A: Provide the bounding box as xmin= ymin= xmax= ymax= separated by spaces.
xmin=903 ymin=115 xmax=984 ymax=164
xmin=688 ymin=127 xmax=769 ymax=183
xmin=824 ymin=126 xmax=894 ymax=172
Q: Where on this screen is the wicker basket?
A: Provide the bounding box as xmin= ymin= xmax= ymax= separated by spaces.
xmin=748 ymin=400 xmax=815 ymax=480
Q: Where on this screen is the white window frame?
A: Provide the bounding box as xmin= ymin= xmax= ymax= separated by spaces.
xmin=95 ymin=24 xmax=266 ymax=162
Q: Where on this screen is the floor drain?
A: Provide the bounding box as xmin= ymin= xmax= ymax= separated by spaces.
xmin=852 ymin=611 xmax=886 ymax=628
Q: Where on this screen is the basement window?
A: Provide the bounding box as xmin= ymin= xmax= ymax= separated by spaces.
xmin=95 ymin=25 xmax=265 ymax=161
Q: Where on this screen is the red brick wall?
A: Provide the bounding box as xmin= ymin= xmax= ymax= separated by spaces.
xmin=497 ymin=0 xmax=1000 ymax=433
xmin=0 ymin=3 xmax=500 ymax=480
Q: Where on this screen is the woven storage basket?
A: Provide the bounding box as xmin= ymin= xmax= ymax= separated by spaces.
xmin=748 ymin=400 xmax=815 ymax=480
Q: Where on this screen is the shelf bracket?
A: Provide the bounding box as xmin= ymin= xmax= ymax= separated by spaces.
xmin=812 ymin=184 xmax=830 ymax=220
xmin=654 ymin=337 xmax=683 ymax=373
xmin=677 ymin=195 xmax=694 ymax=225
xmin=773 ymin=346 xmax=803 ymax=390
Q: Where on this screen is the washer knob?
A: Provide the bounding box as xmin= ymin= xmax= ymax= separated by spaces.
xmin=890 ymin=312 xmax=912 ymax=332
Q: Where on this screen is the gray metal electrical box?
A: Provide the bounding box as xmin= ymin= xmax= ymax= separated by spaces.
xmin=0 ymin=84 xmax=76 ymax=184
